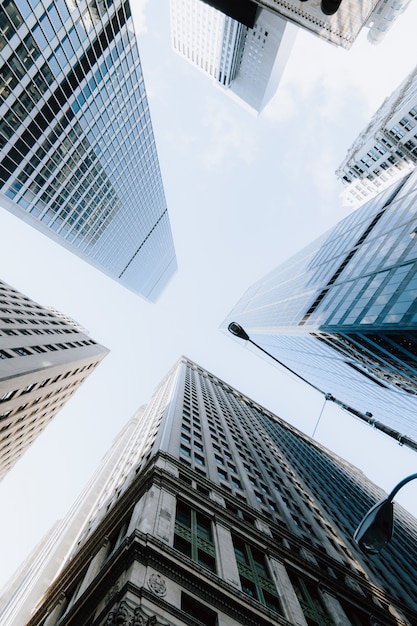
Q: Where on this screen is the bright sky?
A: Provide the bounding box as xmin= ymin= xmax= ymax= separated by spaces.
xmin=1 ymin=0 xmax=417 ymax=591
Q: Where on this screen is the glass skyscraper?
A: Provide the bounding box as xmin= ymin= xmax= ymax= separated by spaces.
xmin=223 ymin=171 xmax=417 ymax=447
xmin=0 ymin=0 xmax=176 ymax=300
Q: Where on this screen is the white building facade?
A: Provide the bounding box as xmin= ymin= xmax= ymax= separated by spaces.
xmin=0 ymin=278 xmax=108 ymax=480
xmin=337 ymin=65 xmax=417 ymax=207
xmin=247 ymin=0 xmax=409 ymax=49
xmin=170 ymin=0 xmax=297 ymax=114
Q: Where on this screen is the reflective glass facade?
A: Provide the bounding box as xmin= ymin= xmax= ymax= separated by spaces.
xmin=223 ymin=172 xmax=417 ymax=444
xmin=0 ymin=0 xmax=176 ymax=300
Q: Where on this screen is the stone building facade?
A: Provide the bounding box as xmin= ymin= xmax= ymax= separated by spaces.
xmin=13 ymin=358 xmax=417 ymax=626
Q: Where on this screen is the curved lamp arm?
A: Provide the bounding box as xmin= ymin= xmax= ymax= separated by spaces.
xmin=354 ymin=473 xmax=417 ymax=555
xmin=386 ymin=472 xmax=417 ymax=501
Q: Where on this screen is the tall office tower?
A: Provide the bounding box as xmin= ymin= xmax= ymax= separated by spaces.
xmin=337 ymin=65 xmax=417 ymax=208
xmin=0 ymin=0 xmax=177 ymax=301
xmin=366 ymin=0 xmax=412 ymax=44
xmin=0 ymin=278 xmax=108 ymax=480
xmin=223 ymin=171 xmax=417 ymax=449
xmin=170 ymin=0 xmax=297 ymax=114
xmin=200 ymin=0 xmax=410 ymax=50
xmin=8 ymin=357 xmax=417 ymax=626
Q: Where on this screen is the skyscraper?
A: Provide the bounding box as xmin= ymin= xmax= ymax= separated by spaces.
xmin=223 ymin=171 xmax=417 ymax=448
xmin=336 ymin=65 xmax=417 ymax=208
xmin=200 ymin=0 xmax=410 ymax=49
xmin=6 ymin=358 xmax=417 ymax=625
xmin=0 ymin=0 xmax=176 ymax=301
xmin=0 ymin=278 xmax=108 ymax=480
xmin=170 ymin=0 xmax=297 ymax=114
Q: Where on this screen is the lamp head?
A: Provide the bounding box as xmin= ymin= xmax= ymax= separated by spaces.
xmin=228 ymin=322 xmax=249 ymax=341
xmin=353 ymin=498 xmax=393 ymax=555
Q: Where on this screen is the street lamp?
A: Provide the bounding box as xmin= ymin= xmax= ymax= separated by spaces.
xmin=354 ymin=473 xmax=417 ymax=555
xmin=227 ymin=322 xmax=324 ymax=393
xmin=227 ymin=321 xmax=417 ymax=453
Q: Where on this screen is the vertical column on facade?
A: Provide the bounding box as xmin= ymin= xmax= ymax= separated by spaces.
xmin=127 ymin=497 xmax=146 ymax=535
xmin=268 ymin=557 xmax=308 ymax=626
xmin=155 ymin=488 xmax=176 ymax=544
xmin=43 ymin=593 xmax=66 ymax=626
xmin=319 ymin=589 xmax=351 ymax=625
xmin=213 ymin=521 xmax=241 ymax=588
xmin=76 ymin=538 xmax=110 ymax=599
xmin=135 ymin=487 xmax=161 ymax=535
xmin=134 ymin=485 xmax=176 ymax=544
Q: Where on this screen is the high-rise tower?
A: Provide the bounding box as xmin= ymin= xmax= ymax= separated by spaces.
xmin=5 ymin=358 xmax=417 ymax=625
xmin=170 ymin=0 xmax=296 ymax=114
xmin=199 ymin=0 xmax=410 ymax=49
xmin=0 ymin=278 xmax=108 ymax=480
xmin=0 ymin=0 xmax=176 ymax=300
xmin=223 ymin=171 xmax=417 ymax=448
xmin=337 ymin=65 xmax=417 ymax=208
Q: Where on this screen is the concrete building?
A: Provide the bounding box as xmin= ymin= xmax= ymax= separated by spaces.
xmin=200 ymin=0 xmax=410 ymax=49
xmin=223 ymin=171 xmax=417 ymax=449
xmin=0 ymin=0 xmax=176 ymax=301
xmin=5 ymin=358 xmax=417 ymax=625
xmin=0 ymin=278 xmax=108 ymax=480
xmin=337 ymin=65 xmax=417 ymax=207
xmin=170 ymin=0 xmax=297 ymax=114
xmin=366 ymin=0 xmax=412 ymax=44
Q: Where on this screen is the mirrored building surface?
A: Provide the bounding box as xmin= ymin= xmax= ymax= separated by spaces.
xmin=0 ymin=0 xmax=176 ymax=300
xmin=223 ymin=172 xmax=417 ymax=447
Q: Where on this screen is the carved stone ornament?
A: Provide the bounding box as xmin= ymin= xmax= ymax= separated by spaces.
xmin=147 ymin=573 xmax=167 ymax=597
xmin=104 ymin=600 xmax=170 ymax=626
xmin=106 ymin=580 xmax=121 ymax=604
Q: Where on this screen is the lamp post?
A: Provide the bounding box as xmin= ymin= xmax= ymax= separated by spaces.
xmin=228 ymin=322 xmax=324 ymax=394
xmin=354 ymin=473 xmax=417 ymax=555
xmin=227 ymin=321 xmax=417 ymax=453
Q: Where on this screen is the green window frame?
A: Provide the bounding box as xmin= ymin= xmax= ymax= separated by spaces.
xmin=232 ymin=536 xmax=282 ymax=615
xmin=174 ymin=500 xmax=216 ymax=572
xmin=290 ymin=573 xmax=333 ymax=625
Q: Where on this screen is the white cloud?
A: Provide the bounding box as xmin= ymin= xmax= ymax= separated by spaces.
xmin=130 ymin=0 xmax=150 ymax=35
xmin=200 ymin=102 xmax=260 ymax=168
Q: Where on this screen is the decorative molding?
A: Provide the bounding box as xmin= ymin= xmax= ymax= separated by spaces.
xmin=106 ymin=580 xmax=121 ymax=604
xmin=148 ymin=573 xmax=167 ymax=597
xmin=104 ymin=600 xmax=169 ymax=626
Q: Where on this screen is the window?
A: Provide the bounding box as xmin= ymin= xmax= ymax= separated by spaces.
xmin=180 ymin=444 xmax=190 ymax=457
xmin=181 ymin=593 xmax=217 ymax=626
xmin=31 ymin=345 xmax=46 ymax=353
xmin=0 ymin=389 xmax=16 ymax=401
xmin=0 ymin=0 xmax=24 ymax=51
xmin=0 ymin=350 xmax=11 ymax=359
xmin=217 ymin=468 xmax=228 ymax=480
xmin=105 ymin=519 xmax=128 ymax=561
xmin=174 ymin=501 xmax=216 ymax=572
xmin=289 ymin=572 xmax=332 ymax=625
xmin=12 ymin=347 xmax=31 ymax=356
xmin=233 ymin=536 xmax=281 ymax=614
